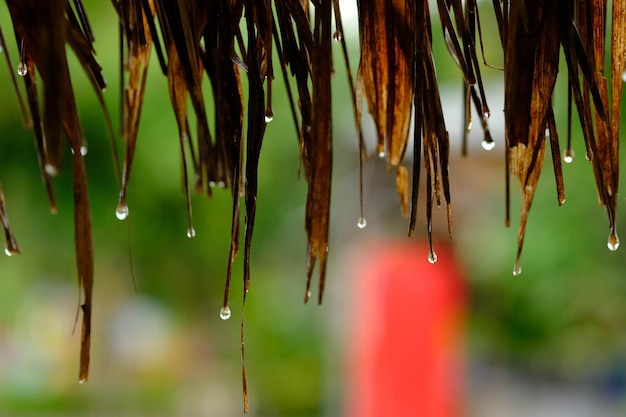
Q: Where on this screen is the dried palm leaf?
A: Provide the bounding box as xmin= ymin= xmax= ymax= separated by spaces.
xmin=4 ymin=0 xmax=103 ymax=383
xmin=504 ymin=1 xmax=560 ymax=275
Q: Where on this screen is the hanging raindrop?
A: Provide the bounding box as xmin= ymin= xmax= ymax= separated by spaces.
xmin=378 ymin=150 xmax=386 ymax=159
xmin=17 ymin=62 xmax=27 ymax=77
xmin=608 ymin=229 xmax=620 ymax=251
xmin=220 ymin=306 xmax=231 ymax=320
xmin=4 ymin=247 xmax=15 ymax=257
xmin=563 ymin=149 xmax=575 ymax=163
xmin=187 ymin=227 xmax=196 ymax=238
xmin=481 ymin=139 xmax=495 ymax=151
xmin=427 ymin=249 xmax=438 ymax=264
xmin=115 ymin=202 xmax=129 ymax=220
xmin=622 ymin=69 xmax=626 ymax=82
xmin=264 ymin=107 xmax=274 ymax=123
xmin=513 ymin=260 xmax=522 ymax=276
xmin=357 ymin=217 xmax=367 ymax=229
xmin=333 ymin=31 xmax=343 ymax=42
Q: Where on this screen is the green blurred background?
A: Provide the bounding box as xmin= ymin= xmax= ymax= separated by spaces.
xmin=1 ymin=1 xmax=626 ymax=416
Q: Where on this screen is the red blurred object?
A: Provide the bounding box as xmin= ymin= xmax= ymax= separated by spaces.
xmin=346 ymin=242 xmax=466 ymax=417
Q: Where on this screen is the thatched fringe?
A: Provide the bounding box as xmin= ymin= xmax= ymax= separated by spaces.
xmin=0 ymin=0 xmax=624 ymax=409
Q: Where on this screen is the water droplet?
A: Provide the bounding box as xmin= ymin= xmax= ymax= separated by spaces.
xmin=585 ymin=152 xmax=591 ymax=161
xmin=544 ymin=128 xmax=550 ymax=138
xmin=466 ymin=120 xmax=472 ymax=132
xmin=427 ymin=249 xmax=437 ymax=264
xmin=378 ymin=150 xmax=386 ymax=159
xmin=17 ymin=62 xmax=27 ymax=77
xmin=80 ymin=144 xmax=88 ymax=156
xmin=218 ymin=181 xmax=225 ymax=188
xmin=357 ymin=217 xmax=367 ymax=229
xmin=78 ymin=378 xmax=86 ymax=384
xmin=608 ymin=229 xmax=620 ymax=251
xmin=187 ymin=227 xmax=196 ymax=238
xmin=44 ymin=163 xmax=58 ymax=177
xmin=115 ymin=203 xmax=129 ymax=220
xmin=622 ymin=70 xmax=626 ymax=82
xmin=307 ymin=290 xmax=312 ymax=299
xmin=481 ymin=139 xmax=495 ymax=151
xmin=209 ymin=181 xmax=216 ymax=188
xmin=563 ymin=149 xmax=575 ymax=163
xmin=333 ymin=31 xmax=343 ymax=42
xmin=264 ymin=107 xmax=274 ymax=122
xmin=0 ymin=45 xmax=3 ymax=53
xmin=482 ymin=105 xmax=491 ymax=120
xmin=513 ymin=261 xmax=522 ymax=276
xmin=4 ymin=247 xmax=14 ymax=257
xmin=220 ymin=306 xmax=231 ymax=320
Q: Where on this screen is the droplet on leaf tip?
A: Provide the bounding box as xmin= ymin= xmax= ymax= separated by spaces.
xmin=80 ymin=144 xmax=88 ymax=156
xmin=427 ymin=249 xmax=437 ymax=264
xmin=115 ymin=203 xmax=129 ymax=220
xmin=466 ymin=120 xmax=472 ymax=132
xmin=513 ymin=261 xmax=522 ymax=276
xmin=220 ymin=306 xmax=231 ymax=320
xmin=357 ymin=217 xmax=367 ymax=229
xmin=608 ymin=229 xmax=620 ymax=251
xmin=563 ymin=149 xmax=575 ymax=163
xmin=622 ymin=70 xmax=626 ymax=82
xmin=186 ymin=227 xmax=196 ymax=238
xmin=264 ymin=107 xmax=274 ymax=123
xmin=4 ymin=247 xmax=14 ymax=257
xmin=333 ymin=31 xmax=343 ymax=42
xmin=17 ymin=62 xmax=27 ymax=77
xmin=481 ymin=139 xmax=495 ymax=151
